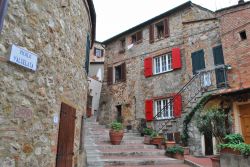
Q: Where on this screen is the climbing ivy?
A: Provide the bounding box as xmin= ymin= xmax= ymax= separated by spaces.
xmin=181 ymin=94 xmax=212 ymax=146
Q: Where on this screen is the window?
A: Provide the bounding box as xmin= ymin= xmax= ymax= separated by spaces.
xmin=131 ymin=31 xmax=142 ymax=44
xmin=115 ymin=65 xmax=122 ymax=82
xmin=149 ymin=17 xmax=169 ymax=43
xmin=156 ymin=21 xmax=164 ymax=39
xmin=154 ymin=98 xmax=173 ymax=120
xmin=107 ymin=62 xmax=126 ymax=85
xmin=239 ymin=30 xmax=247 ymax=40
xmin=94 ymin=48 xmax=103 ymax=58
xmin=154 ymin=53 xmax=172 ymax=74
xmin=191 ymin=49 xmax=205 ymax=75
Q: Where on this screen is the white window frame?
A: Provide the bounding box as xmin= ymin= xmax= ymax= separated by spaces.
xmin=95 ymin=48 xmax=103 ymax=58
xmin=153 ymin=53 xmax=172 ymax=74
xmin=154 ymin=98 xmax=173 ymax=120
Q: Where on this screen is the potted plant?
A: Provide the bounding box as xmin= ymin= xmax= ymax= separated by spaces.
xmin=150 ymin=132 xmax=164 ymax=147
xmin=143 ymin=127 xmax=154 ymax=144
xmin=218 ymin=134 xmax=250 ymax=156
xmin=109 ymin=121 xmax=124 ymax=145
xmin=165 ymin=146 xmax=184 ymax=160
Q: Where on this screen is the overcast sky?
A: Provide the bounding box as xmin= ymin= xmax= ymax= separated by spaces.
xmin=92 ymin=0 xmax=240 ymax=42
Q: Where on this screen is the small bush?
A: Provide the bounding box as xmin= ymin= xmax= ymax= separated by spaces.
xmin=143 ymin=128 xmax=154 ymax=136
xmin=224 ymin=134 xmax=244 ymax=144
xmin=110 ymin=121 xmax=123 ymax=131
xmin=166 ymin=146 xmax=184 ymax=155
xmin=218 ymin=143 xmax=250 ymax=156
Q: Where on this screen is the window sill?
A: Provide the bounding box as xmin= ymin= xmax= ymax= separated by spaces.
xmin=153 ymin=69 xmax=173 ymax=76
xmin=109 ymin=80 xmax=126 ymax=86
xmin=155 ymin=117 xmax=174 ymax=121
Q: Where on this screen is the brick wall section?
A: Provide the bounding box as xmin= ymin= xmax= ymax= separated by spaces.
xmin=0 ymin=0 xmax=94 ymax=166
xmin=217 ymin=3 xmax=250 ymax=91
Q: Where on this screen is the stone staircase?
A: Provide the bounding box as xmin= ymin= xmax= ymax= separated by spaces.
xmin=84 ymin=118 xmax=190 ymax=167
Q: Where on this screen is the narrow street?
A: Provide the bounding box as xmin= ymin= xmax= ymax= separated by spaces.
xmin=84 ymin=118 xmax=191 ymax=167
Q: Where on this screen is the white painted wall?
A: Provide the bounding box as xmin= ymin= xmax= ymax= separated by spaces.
xmin=88 ymin=77 xmax=102 ymax=116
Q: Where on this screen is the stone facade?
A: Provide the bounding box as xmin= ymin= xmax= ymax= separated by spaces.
xmin=99 ymin=2 xmax=220 ymax=155
xmin=89 ymin=41 xmax=105 ymax=81
xmin=0 ymin=0 xmax=95 ymax=166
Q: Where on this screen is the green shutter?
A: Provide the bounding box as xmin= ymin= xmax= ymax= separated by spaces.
xmin=85 ymin=34 xmax=90 ymax=74
xmin=213 ymin=45 xmax=224 ymax=65
xmin=191 ymin=50 xmax=205 ymax=75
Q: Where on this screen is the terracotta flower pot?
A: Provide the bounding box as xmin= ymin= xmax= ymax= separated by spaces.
xmin=150 ymin=137 xmax=164 ymax=145
xmin=166 ymin=153 xmax=184 ymax=160
xmin=109 ymin=129 xmax=124 ymax=145
xmin=144 ymin=135 xmax=151 ymax=144
xmin=220 ymin=148 xmax=241 ymax=155
xmin=165 ymin=141 xmax=176 ymax=148
xmin=211 ymin=156 xmax=220 ymax=167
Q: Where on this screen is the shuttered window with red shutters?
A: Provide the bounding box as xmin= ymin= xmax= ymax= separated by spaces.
xmin=172 ymin=48 xmax=182 ymax=70
xmin=144 ymin=57 xmax=153 ymax=77
xmin=145 ymin=99 xmax=153 ymax=121
xmin=173 ymin=94 xmax=182 ymax=118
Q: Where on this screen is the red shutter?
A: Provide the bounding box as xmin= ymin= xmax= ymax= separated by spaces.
xmin=144 ymin=57 xmax=153 ymax=77
xmin=145 ymin=99 xmax=153 ymax=121
xmin=164 ymin=18 xmax=169 ymax=38
xmin=149 ymin=24 xmax=154 ymax=43
xmin=172 ymin=48 xmax=182 ymax=70
xmin=173 ymin=94 xmax=182 ymax=118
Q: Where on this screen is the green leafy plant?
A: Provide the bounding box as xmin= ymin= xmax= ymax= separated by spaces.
xmin=196 ymin=106 xmax=231 ymax=143
xmin=181 ymin=94 xmax=211 ymax=146
xmin=218 ymin=143 xmax=250 ymax=156
xmin=143 ymin=128 xmax=154 ymax=136
xmin=150 ymin=131 xmax=159 ymax=138
xmin=110 ymin=121 xmax=123 ymax=131
xmin=166 ymin=146 xmax=184 ymax=155
xmin=224 ymin=134 xmax=244 ymax=144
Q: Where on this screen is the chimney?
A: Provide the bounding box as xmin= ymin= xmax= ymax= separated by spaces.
xmin=238 ymin=0 xmax=245 ymax=4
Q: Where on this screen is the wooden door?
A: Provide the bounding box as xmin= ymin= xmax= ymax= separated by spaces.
xmin=56 ymin=103 xmax=76 ymax=167
xmin=239 ymin=104 xmax=250 ymax=144
xmin=205 ymin=133 xmax=213 ymax=155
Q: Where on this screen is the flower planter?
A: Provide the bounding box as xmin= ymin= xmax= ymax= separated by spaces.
xmin=211 ymin=156 xmax=220 ymax=167
xmin=183 ymin=147 xmax=190 ymax=155
xmin=165 ymin=141 xmax=176 ymax=148
xmin=144 ymin=135 xmax=151 ymax=144
xmin=166 ymin=153 xmax=184 ymax=160
xmin=220 ymin=148 xmax=241 ymax=155
xmin=150 ymin=137 xmax=164 ymax=146
xmin=109 ymin=129 xmax=124 ymax=145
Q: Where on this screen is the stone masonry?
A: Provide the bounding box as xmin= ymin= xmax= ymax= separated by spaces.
xmin=0 ymin=0 xmax=95 ymax=166
xmin=99 ymin=2 xmax=221 ymax=155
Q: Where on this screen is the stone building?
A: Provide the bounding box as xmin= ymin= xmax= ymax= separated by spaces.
xmin=99 ymin=1 xmax=227 ymax=155
xmin=89 ymin=41 xmax=105 ymax=81
xmin=0 ymin=0 xmax=95 ymax=166
xmin=205 ymin=0 xmax=250 ymax=146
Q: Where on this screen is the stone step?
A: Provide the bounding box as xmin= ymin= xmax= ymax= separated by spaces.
xmin=105 ymin=165 xmax=191 ymax=167
xmin=85 ymin=136 xmax=144 ymax=141
xmin=87 ymin=148 xmax=165 ymax=156
xmin=85 ymin=143 xmax=156 ymax=150
xmin=87 ymin=155 xmax=183 ymax=166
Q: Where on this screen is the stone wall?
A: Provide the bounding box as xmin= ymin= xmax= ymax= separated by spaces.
xmin=99 ymin=4 xmax=215 ymax=132
xmin=0 ymin=0 xmax=94 ymax=166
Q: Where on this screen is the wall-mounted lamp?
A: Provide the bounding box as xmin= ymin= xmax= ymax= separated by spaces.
xmin=225 ymin=64 xmax=232 ymax=70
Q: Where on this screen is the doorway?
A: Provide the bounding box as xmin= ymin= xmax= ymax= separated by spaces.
xmin=116 ymin=105 xmax=122 ymax=123
xmin=56 ymin=103 xmax=76 ymax=167
xmin=239 ymin=103 xmax=250 ymax=144
xmin=204 ymin=133 xmax=213 ymax=155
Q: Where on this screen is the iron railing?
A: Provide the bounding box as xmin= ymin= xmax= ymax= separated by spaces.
xmin=153 ymin=66 xmax=228 ymax=133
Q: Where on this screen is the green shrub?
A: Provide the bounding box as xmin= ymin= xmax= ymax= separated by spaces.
xmin=166 ymin=146 xmax=184 ymax=155
xmin=150 ymin=131 xmax=158 ymax=138
xmin=110 ymin=121 xmax=123 ymax=131
xmin=143 ymin=128 xmax=154 ymax=136
xmin=218 ymin=143 xmax=250 ymax=156
xmin=224 ymin=134 xmax=244 ymax=144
